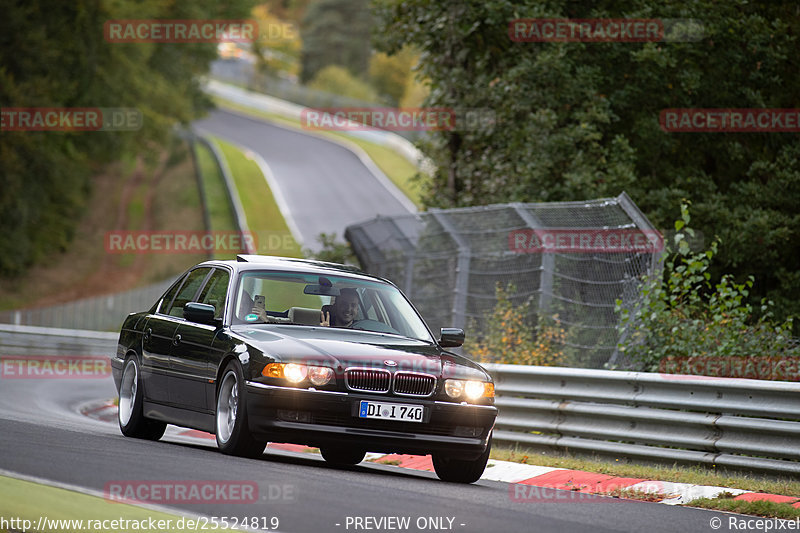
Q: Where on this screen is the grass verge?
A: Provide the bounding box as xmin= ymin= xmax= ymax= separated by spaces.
xmin=210 ymin=137 xmax=303 ymax=259
xmin=688 ymin=496 xmax=800 ymax=520
xmin=0 ymin=475 xmax=224 ymax=533
xmin=491 ymin=446 xmax=800 ymax=497
xmin=209 ymin=95 xmax=426 ymax=208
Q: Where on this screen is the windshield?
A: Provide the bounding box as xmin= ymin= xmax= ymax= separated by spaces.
xmin=232 ymin=270 xmax=434 ymax=343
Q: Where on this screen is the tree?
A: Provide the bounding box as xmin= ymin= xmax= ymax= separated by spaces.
xmin=368 ymin=48 xmax=416 ymax=105
xmin=0 ymin=0 xmax=255 ymax=276
xmin=300 ymin=0 xmax=373 ymax=83
xmin=372 ymin=0 xmax=800 ymax=324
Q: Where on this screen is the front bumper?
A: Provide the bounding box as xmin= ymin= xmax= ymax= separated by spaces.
xmin=245 ymin=382 xmax=497 ymax=459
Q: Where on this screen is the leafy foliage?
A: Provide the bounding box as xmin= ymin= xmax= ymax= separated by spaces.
xmin=465 ymin=283 xmax=566 ymax=366
xmin=372 ymin=0 xmax=800 ymax=324
xmin=303 ymin=233 xmax=360 ymax=267
xmin=307 ymin=65 xmax=380 ymax=102
xmin=368 ymin=48 xmax=416 ymax=105
xmin=299 ymin=0 xmax=373 ymax=83
xmin=616 ymin=203 xmax=798 ymax=372
xmin=0 ymin=0 xmax=254 ymax=276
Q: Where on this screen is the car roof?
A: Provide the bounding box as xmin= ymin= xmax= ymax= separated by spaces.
xmin=196 ymin=255 xmax=390 ymax=285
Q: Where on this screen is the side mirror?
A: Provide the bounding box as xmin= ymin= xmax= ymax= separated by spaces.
xmin=184 ymin=302 xmax=219 ymax=326
xmin=439 ymin=327 xmax=465 ymax=348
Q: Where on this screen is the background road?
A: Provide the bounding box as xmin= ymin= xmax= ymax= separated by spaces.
xmin=194 ymin=109 xmax=414 ymax=250
xmin=0 ymin=363 xmax=733 ymax=533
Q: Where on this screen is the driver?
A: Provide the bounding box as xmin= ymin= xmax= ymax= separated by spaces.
xmin=320 ymin=288 xmax=359 ymax=328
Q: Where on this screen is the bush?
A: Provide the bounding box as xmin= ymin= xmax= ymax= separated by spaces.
xmin=616 ymin=202 xmax=798 ymax=374
xmin=307 ymin=65 xmax=380 ymax=103
xmin=464 ymin=283 xmax=566 ymax=366
xmin=303 ymin=233 xmax=360 ymax=268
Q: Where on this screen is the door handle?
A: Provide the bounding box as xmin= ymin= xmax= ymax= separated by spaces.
xmin=143 ymin=328 xmax=152 ymax=341
xmin=173 ymin=334 xmax=182 ymax=346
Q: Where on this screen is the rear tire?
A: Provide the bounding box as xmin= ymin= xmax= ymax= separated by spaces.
xmin=432 ymin=439 xmax=491 ymax=483
xmin=215 ymin=362 xmax=267 ymax=459
xmin=320 ymin=446 xmax=366 ymax=465
xmin=118 ymin=356 xmax=166 ymax=440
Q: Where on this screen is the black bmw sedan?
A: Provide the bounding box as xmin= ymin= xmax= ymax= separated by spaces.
xmin=111 ymin=255 xmax=497 ymax=483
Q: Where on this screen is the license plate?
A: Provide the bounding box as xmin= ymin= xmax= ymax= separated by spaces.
xmin=358 ymin=401 xmax=423 ymax=422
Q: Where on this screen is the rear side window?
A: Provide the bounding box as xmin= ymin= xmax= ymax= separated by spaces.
xmin=156 ymin=275 xmax=186 ymax=314
xmin=165 ymin=268 xmax=211 ymax=318
xmin=198 ymin=268 xmax=230 ymax=319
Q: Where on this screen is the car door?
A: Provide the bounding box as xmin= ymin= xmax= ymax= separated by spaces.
xmin=145 ymin=267 xmax=211 ymax=406
xmin=169 ymin=267 xmax=230 ymax=411
xmin=141 ymin=274 xmax=188 ymax=404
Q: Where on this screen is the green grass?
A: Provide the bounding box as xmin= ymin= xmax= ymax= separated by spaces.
xmin=0 ymin=475 xmax=224 ymax=533
xmin=195 ymin=141 xmax=238 ymax=233
xmin=688 ymin=496 xmax=800 ymax=520
xmin=210 ymin=137 xmax=303 ymax=259
xmin=210 ymin=95 xmax=426 ymax=208
xmin=193 ymin=140 xmax=239 ymax=260
xmin=491 ymin=446 xmax=800 ymax=497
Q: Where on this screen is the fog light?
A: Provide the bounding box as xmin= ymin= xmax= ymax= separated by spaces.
xmin=454 ymin=426 xmax=483 ymax=437
xmin=308 ymin=366 xmax=333 ymax=386
xmin=278 ymin=409 xmax=310 ymax=422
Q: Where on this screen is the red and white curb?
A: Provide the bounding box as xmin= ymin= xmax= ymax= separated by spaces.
xmin=83 ymin=400 xmax=798 ymax=508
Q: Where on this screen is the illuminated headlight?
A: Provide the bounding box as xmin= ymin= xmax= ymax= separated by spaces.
xmin=308 ymin=366 xmax=334 ymax=386
xmin=283 ymin=363 xmax=307 ymax=383
xmin=464 ymin=380 xmax=486 ymax=400
xmin=444 ymin=379 xmax=494 ymax=401
xmin=262 ymin=363 xmax=333 ymax=386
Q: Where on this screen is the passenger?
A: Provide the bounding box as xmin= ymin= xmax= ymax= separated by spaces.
xmin=320 ymin=288 xmax=359 ymax=328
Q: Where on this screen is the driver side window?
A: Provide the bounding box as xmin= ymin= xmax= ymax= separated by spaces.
xmin=198 ymin=268 xmax=230 ymax=319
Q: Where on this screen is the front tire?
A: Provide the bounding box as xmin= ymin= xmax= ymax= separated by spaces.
xmin=432 ymin=439 xmax=491 ymax=483
xmin=215 ymin=362 xmax=267 ymax=458
xmin=320 ymin=446 xmax=366 ymax=465
xmin=118 ymin=356 xmax=166 ymax=440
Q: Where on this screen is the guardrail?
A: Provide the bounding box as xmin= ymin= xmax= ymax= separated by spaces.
xmin=0 ymin=324 xmax=117 ymax=356
xmin=484 ymin=363 xmax=800 ymax=476
xmin=2 ymin=324 xmax=796 ymax=475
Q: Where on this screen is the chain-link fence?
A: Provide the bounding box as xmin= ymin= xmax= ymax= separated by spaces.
xmin=345 ymin=192 xmax=661 ymax=369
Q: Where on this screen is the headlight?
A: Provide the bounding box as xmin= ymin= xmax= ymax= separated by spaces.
xmin=444 ymin=379 xmax=494 ymax=401
xmin=308 ymin=365 xmax=334 ymax=386
xmin=464 ymin=380 xmax=486 ymax=400
xmin=262 ymin=363 xmax=333 ymax=386
xmin=283 ymin=363 xmax=307 ymax=383
xmin=444 ymin=379 xmax=464 ymax=398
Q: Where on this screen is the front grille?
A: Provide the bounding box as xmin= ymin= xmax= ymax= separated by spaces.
xmin=394 ymin=372 xmax=436 ymax=397
xmin=345 ymin=368 xmax=390 ymax=393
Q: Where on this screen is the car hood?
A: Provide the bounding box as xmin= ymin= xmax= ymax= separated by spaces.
xmin=230 ymin=324 xmax=490 ymax=380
